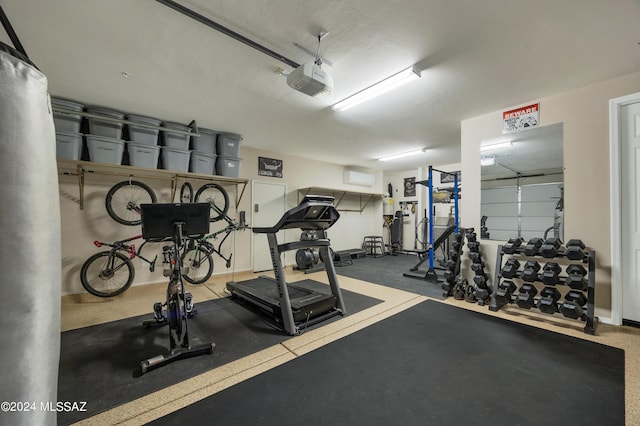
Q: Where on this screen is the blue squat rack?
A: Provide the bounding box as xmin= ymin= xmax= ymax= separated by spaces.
xmin=403 ymin=165 xmax=460 ymax=282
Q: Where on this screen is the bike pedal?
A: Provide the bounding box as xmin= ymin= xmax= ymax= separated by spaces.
xmin=185 ymin=292 xmax=194 ymax=314
xmin=152 ymin=302 xmax=165 ymax=322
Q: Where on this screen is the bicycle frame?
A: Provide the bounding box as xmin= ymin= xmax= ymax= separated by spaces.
xmin=186 ymin=210 xmax=246 ymax=268
xmin=92 ymin=234 xmax=157 ymax=272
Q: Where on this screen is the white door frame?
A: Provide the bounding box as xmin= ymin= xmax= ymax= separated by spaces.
xmin=609 ymin=90 xmax=640 ymax=325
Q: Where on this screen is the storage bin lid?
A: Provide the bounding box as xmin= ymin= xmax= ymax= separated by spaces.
xmin=127 ymin=114 xmax=162 ymax=125
xmin=217 ymin=155 xmax=243 ymax=161
xmin=86 ymin=106 xmax=125 ymax=118
xmin=198 ymin=128 xmax=218 ymax=136
xmin=162 ymin=121 xmax=192 ymax=132
xmin=51 ymin=97 xmax=84 ymax=110
xmin=86 ymin=135 xmax=125 ymax=144
xmin=162 ymin=146 xmax=191 ymax=154
xmin=218 ymin=132 xmax=242 ymax=140
xmin=55 ymin=130 xmax=83 ymax=137
xmin=191 ymin=151 xmax=216 ymax=159
xmin=128 ymin=142 xmax=160 ymax=151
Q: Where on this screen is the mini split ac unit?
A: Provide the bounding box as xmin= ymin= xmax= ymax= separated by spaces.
xmin=343 ymin=171 xmax=375 ymax=187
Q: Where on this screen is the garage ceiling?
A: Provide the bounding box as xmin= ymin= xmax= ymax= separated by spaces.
xmin=1 ymin=0 xmax=639 ymax=171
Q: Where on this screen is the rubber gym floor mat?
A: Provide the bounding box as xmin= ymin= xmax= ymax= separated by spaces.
xmin=57 ymin=282 xmax=382 ymax=425
xmin=153 ymin=300 xmax=625 ymax=426
xmin=336 ymin=253 xmax=447 ymax=299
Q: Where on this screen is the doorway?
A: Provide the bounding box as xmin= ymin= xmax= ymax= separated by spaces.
xmin=610 ymin=91 xmax=640 ymax=325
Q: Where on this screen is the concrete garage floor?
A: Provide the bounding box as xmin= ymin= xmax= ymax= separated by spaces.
xmin=61 ymin=267 xmax=640 ymax=425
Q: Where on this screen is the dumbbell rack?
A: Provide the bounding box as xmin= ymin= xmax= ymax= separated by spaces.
xmin=441 ymin=230 xmax=465 ymax=298
xmin=488 ymin=244 xmax=598 ymax=335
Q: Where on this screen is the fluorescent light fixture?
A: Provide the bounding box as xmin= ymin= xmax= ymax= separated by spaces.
xmin=378 ymin=148 xmax=426 ymax=162
xmin=480 ymin=155 xmax=495 ymax=166
xmin=480 ymin=140 xmax=512 ymax=152
xmin=332 ymin=66 xmax=422 ymax=112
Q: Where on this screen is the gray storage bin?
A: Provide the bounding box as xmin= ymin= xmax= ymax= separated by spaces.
xmin=216 ymin=132 xmax=242 ymax=157
xmin=86 ymin=106 xmax=125 ymax=139
xmin=191 ymin=128 xmax=217 ymax=155
xmin=55 ymin=130 xmax=83 ymax=160
xmin=216 ymin=155 xmax=242 ymax=177
xmin=161 ymin=147 xmax=191 ymax=172
xmin=86 ymin=135 xmax=124 ymax=165
xmin=127 ymin=114 xmax=161 ymax=146
xmin=161 ymin=121 xmax=191 ymax=150
xmin=51 ymin=97 xmax=84 ymax=133
xmin=190 ymin=151 xmax=216 ymax=174
xmin=127 ymin=142 xmax=160 ymax=169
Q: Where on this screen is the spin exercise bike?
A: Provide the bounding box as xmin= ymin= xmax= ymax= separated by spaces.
xmin=139 ymin=202 xmax=215 ymax=374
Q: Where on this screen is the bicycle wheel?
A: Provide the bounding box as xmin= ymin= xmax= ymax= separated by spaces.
xmin=194 ymin=183 xmax=229 ymax=222
xmin=182 ymin=244 xmax=214 ymax=284
xmin=80 ymin=251 xmax=135 ymax=297
xmin=106 ymin=180 xmax=157 ymax=226
xmin=180 ymin=182 xmax=193 ymax=203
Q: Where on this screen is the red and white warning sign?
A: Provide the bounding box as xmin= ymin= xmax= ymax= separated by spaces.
xmin=503 ymin=103 xmax=539 ymax=133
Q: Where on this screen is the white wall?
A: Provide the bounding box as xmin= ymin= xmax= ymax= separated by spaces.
xmin=60 ymin=145 xmax=384 ymax=295
xmin=460 ymin=70 xmax=640 ymax=318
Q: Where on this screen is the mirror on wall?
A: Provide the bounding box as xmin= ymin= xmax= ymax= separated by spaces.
xmin=480 ymin=123 xmax=564 ymax=241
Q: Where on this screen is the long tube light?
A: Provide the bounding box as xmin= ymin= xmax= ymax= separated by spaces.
xmin=480 ymin=140 xmax=512 ymax=152
xmin=332 ymin=66 xmax=422 ymax=112
xmin=378 ymin=148 xmax=426 ymax=162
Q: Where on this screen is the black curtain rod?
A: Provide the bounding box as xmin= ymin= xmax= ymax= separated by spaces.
xmin=155 ymin=0 xmax=300 ymax=69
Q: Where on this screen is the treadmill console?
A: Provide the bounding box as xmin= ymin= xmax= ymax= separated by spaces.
xmin=253 ymin=195 xmax=340 ymax=233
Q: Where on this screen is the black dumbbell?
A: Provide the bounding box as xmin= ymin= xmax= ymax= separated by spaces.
xmin=495 ymin=280 xmax=517 ymax=305
xmin=471 ymin=262 xmax=485 ymax=273
xmin=560 ymin=300 xmax=585 ymax=320
xmin=473 ymin=274 xmax=489 ymax=289
xmin=452 ymin=240 xmax=462 ymax=251
xmin=449 ymin=250 xmax=459 ymax=261
xmin=501 ymin=259 xmax=521 ymax=279
xmin=538 ymin=286 xmax=561 ymax=314
xmin=444 ymin=269 xmax=457 ymax=284
xmin=503 ymin=237 xmax=524 ymax=254
xmin=454 ymin=232 xmax=464 ymax=243
xmin=516 ymin=284 xmax=538 ymax=309
xmin=565 ymin=290 xmax=587 ymax=306
xmin=521 ymin=260 xmax=541 ymax=282
xmin=475 ymin=288 xmax=490 ymax=302
xmin=560 ymin=290 xmax=588 ymax=319
xmin=540 ymin=238 xmax=563 ymax=258
xmin=469 ymin=252 xmax=482 ymax=263
xmin=566 ymin=264 xmax=588 ymax=291
xmin=540 ymin=262 xmax=562 ymax=286
xmin=445 ymin=259 xmax=456 ymax=270
xmin=524 ymin=238 xmax=543 ymax=256
xmin=564 ymin=239 xmax=586 ymax=260
xmin=466 ymin=232 xmax=477 ymax=243
xmin=467 ymin=241 xmax=480 ymax=252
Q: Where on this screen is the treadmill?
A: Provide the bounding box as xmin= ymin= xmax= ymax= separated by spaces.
xmin=226 ymin=195 xmax=346 ymax=335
